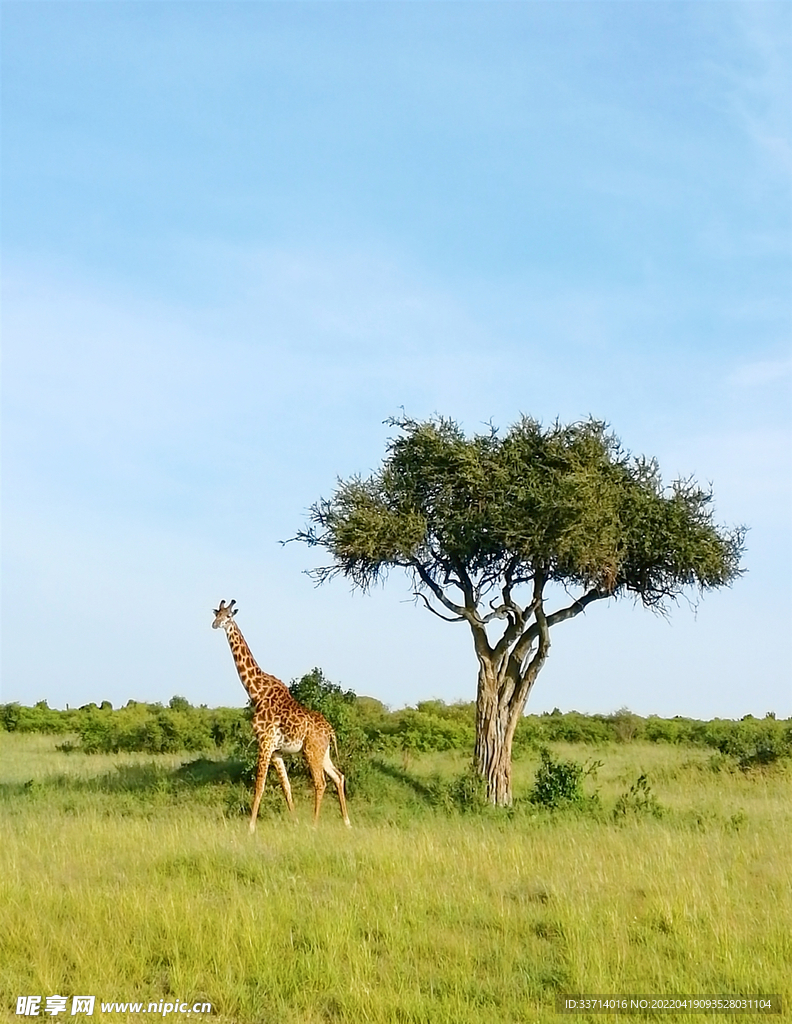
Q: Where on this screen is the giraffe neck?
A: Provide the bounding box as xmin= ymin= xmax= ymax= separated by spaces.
xmin=224 ymin=621 xmax=265 ymax=700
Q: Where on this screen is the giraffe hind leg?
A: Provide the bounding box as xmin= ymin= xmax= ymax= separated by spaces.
xmin=322 ymin=748 xmax=351 ymax=827
xmin=307 ymin=753 xmax=328 ymax=827
xmin=271 ymin=755 xmax=296 ymax=819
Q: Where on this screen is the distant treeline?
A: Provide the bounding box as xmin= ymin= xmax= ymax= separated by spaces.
xmin=2 ymin=671 xmax=790 ymax=770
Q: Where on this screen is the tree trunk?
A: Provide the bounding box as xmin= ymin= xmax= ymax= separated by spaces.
xmin=474 ymin=658 xmax=525 ymax=806
xmin=471 ymin=600 xmax=552 ymax=806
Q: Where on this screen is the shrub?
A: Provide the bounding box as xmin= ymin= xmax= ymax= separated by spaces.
xmin=644 ymin=716 xmax=684 ymax=744
xmin=378 ymin=707 xmax=474 ymax=753
xmin=0 ymin=701 xmax=73 ymax=734
xmin=73 ymin=703 xmax=240 ymax=754
xmin=426 ymin=763 xmax=488 ymax=814
xmin=538 ymin=711 xmax=611 ymax=745
xmin=703 ymin=718 xmax=792 ymax=770
xmin=530 ymin=748 xmax=601 ymax=809
xmin=613 ymin=773 xmax=663 ymax=820
xmin=606 ymin=707 xmax=644 ymax=743
xmin=512 ymin=715 xmax=543 ymax=755
xmin=289 ymin=668 xmax=356 ymax=731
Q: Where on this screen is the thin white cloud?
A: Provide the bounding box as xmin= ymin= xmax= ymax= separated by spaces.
xmin=728 ymin=356 xmax=792 ymax=388
xmin=729 ymin=3 xmax=792 ymax=176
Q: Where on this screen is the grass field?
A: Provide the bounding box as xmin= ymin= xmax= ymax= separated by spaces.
xmin=1 ymin=733 xmax=789 ymax=1023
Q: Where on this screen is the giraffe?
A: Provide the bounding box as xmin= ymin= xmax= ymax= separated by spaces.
xmin=212 ymin=599 xmax=351 ymax=830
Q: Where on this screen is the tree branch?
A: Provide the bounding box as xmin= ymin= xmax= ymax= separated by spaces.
xmin=409 ymin=559 xmax=469 ymax=620
xmin=546 ymin=586 xmax=609 ymax=628
xmin=450 ymin=556 xmax=478 ymax=614
xmin=509 ymin=584 xmax=609 ymax=662
xmin=504 ymin=570 xmax=546 ymax=665
xmin=414 ymin=590 xmax=466 ymax=623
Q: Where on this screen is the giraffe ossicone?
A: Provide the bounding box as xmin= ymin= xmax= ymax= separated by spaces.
xmin=212 ymin=599 xmax=351 ymax=830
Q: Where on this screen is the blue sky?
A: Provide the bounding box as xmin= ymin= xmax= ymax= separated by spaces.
xmin=2 ymin=1 xmax=790 ymax=718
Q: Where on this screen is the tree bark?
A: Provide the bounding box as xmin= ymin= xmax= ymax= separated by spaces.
xmin=471 ymin=597 xmax=552 ymax=806
xmin=474 ymin=659 xmax=520 ymax=805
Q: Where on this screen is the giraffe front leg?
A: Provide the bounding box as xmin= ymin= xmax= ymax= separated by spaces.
xmin=249 ymin=747 xmax=273 ymax=833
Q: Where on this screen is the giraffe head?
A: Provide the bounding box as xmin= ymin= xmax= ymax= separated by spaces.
xmin=212 ymin=599 xmax=238 ymax=631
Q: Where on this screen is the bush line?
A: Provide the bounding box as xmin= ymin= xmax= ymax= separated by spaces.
xmin=2 ymin=673 xmax=790 ymax=771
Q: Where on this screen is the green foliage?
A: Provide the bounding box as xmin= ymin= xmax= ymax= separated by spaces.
xmin=0 ymin=700 xmax=78 ymax=734
xmin=207 ymin=706 xmax=253 ymax=749
xmin=606 ymin=707 xmax=643 ymax=742
xmin=225 ymin=703 xmax=258 ymax=785
xmin=529 ymin=748 xmax=601 ymax=809
xmin=288 ymin=667 xmax=357 ymax=739
xmin=613 ymin=773 xmax=664 ymax=820
xmin=535 ymin=710 xmax=613 ymax=745
xmin=75 ymin=703 xmax=219 ymax=755
xmin=298 ymin=413 xmax=745 ymax=610
xmin=4 ymin=698 xmax=250 ymax=756
xmin=3 ymin=696 xmax=790 ymax=770
xmin=703 ymin=716 xmax=792 ymax=770
xmin=373 ymin=702 xmax=476 ymax=753
xmin=426 ymin=763 xmax=489 ymax=814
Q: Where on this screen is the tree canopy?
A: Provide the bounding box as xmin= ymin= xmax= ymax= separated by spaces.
xmin=300 ymin=415 xmax=743 ymax=608
xmin=296 ymin=414 xmax=745 ymax=804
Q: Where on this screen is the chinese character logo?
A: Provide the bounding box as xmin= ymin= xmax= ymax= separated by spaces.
xmin=70 ymin=998 xmax=95 ymax=1016
xmin=16 ymin=997 xmax=41 ymax=1017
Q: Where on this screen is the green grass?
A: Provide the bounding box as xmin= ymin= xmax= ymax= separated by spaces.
xmin=1 ymin=733 xmax=790 ymax=1023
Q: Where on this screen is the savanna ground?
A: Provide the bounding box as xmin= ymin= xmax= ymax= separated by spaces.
xmin=1 ymin=731 xmax=789 ymax=1024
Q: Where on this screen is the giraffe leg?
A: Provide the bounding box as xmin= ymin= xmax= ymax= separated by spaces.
xmin=308 ymin=760 xmax=327 ymax=827
xmin=249 ymin=744 xmax=273 ymax=833
xmin=271 ymin=755 xmax=296 ymax=818
xmin=323 ymin=748 xmax=351 ymax=827
xmin=302 ymin=743 xmax=328 ymax=827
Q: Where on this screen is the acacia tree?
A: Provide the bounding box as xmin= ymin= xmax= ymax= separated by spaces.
xmin=296 ymin=415 xmax=745 ymax=806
